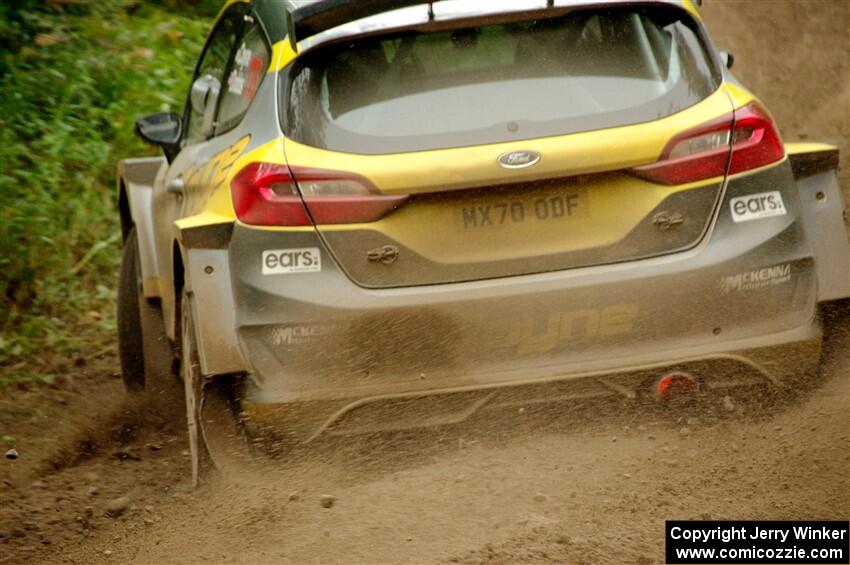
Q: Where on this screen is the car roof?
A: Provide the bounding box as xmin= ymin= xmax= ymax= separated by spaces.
xmin=248 ymin=0 xmax=700 ymax=46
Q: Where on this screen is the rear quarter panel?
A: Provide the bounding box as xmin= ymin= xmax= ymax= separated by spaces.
xmin=787 ymin=143 xmax=850 ymax=302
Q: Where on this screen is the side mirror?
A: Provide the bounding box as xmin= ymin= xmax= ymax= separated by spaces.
xmin=719 ymin=49 xmax=735 ymax=69
xmin=190 ymin=73 xmax=221 ymax=116
xmin=135 ymin=112 xmax=182 ymax=161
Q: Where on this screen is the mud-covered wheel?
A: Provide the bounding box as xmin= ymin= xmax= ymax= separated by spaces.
xmin=201 ymin=379 xmax=259 ymax=477
xmin=117 ymin=227 xmax=146 ymax=391
xmin=180 ymin=289 xmax=255 ymax=484
xmin=180 ymin=288 xmax=206 ymax=485
xmin=821 ymin=298 xmax=850 ymax=329
xmin=819 ymin=298 xmax=850 ymax=373
xmin=770 ymin=299 xmax=850 ymax=399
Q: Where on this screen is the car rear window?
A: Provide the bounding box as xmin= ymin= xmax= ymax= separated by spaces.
xmin=285 ymin=6 xmax=720 ymax=154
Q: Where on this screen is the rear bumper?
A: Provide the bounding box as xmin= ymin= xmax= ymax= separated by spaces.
xmin=240 ymin=331 xmax=820 ymax=442
xmin=230 ymin=168 xmax=820 ymax=408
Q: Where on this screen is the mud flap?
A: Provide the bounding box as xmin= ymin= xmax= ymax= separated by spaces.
xmin=184 ymin=366 xmax=204 ymax=488
xmin=180 ymin=288 xmax=207 ymax=488
xmin=199 ymin=382 xmax=258 ymax=478
xmin=185 ymin=373 xmax=252 ymax=487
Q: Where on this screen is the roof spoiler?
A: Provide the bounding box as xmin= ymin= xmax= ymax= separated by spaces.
xmin=289 ymin=0 xmax=423 ymax=48
xmin=287 ymin=0 xmax=559 ymax=48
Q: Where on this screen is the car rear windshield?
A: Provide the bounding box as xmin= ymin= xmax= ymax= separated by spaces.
xmin=284 ymin=6 xmax=720 ymax=154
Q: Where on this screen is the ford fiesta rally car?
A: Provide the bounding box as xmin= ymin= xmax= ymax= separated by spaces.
xmin=117 ymin=0 xmax=850 ymax=482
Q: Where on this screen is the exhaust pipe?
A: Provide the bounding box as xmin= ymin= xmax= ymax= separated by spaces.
xmin=656 ymin=371 xmax=698 ymax=401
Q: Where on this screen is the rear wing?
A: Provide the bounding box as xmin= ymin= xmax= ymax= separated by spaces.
xmin=285 ymin=0 xmax=699 ymax=49
xmin=289 ymin=0 xmax=425 ymax=46
xmin=785 ymin=142 xmax=840 ymax=180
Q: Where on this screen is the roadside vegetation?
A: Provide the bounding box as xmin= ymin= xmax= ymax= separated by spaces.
xmin=0 ymin=0 xmax=217 ymax=385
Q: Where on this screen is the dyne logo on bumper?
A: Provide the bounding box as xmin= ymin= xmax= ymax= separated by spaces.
xmin=262 ymin=248 xmax=321 ymax=275
xmin=729 ymin=191 xmax=786 ymax=223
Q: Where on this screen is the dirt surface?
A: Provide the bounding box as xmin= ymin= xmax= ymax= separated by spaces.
xmin=1 ymin=313 xmax=848 ymax=565
xmin=2 ymin=1 xmax=849 ymax=564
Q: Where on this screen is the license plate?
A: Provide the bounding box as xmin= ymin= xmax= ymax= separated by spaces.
xmin=459 ymin=193 xmax=586 ymax=230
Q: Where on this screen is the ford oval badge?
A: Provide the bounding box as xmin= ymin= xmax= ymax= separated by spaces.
xmin=498 ymin=150 xmax=541 ymax=169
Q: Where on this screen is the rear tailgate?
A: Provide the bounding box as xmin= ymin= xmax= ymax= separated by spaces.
xmin=284 ymin=4 xmax=732 ymax=287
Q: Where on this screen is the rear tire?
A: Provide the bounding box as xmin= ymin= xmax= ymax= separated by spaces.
xmin=821 ymin=298 xmax=850 ymax=328
xmin=180 ymin=289 xmax=255 ymax=483
xmin=180 ymin=289 xmax=205 ymax=485
xmin=819 ymin=298 xmax=850 ymax=371
xmin=200 ymin=377 xmax=258 ymax=476
xmin=117 ymin=228 xmax=146 ymax=391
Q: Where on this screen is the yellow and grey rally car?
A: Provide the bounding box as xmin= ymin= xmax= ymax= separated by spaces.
xmin=117 ymin=0 xmax=850 ymax=479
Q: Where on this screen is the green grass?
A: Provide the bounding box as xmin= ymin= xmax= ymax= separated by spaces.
xmin=0 ymin=1 xmax=215 ymax=384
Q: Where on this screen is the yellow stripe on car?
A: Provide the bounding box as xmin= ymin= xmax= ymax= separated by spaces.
xmin=269 ymin=39 xmax=300 ymax=73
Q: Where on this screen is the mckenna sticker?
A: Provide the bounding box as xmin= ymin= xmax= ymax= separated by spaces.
xmin=720 ymin=263 xmax=792 ymax=294
xmin=269 ymin=323 xmax=339 ymax=346
xmin=262 ymin=248 xmax=321 ymax=275
xmin=729 ymin=191 xmax=786 ymax=223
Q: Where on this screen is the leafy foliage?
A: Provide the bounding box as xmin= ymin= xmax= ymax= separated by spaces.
xmin=0 ymin=1 xmax=213 ymax=377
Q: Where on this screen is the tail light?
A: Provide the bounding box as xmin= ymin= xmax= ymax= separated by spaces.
xmin=630 ymin=102 xmax=785 ymax=185
xmin=231 ymin=163 xmax=310 ymax=226
xmin=231 ymin=163 xmax=407 ymax=226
